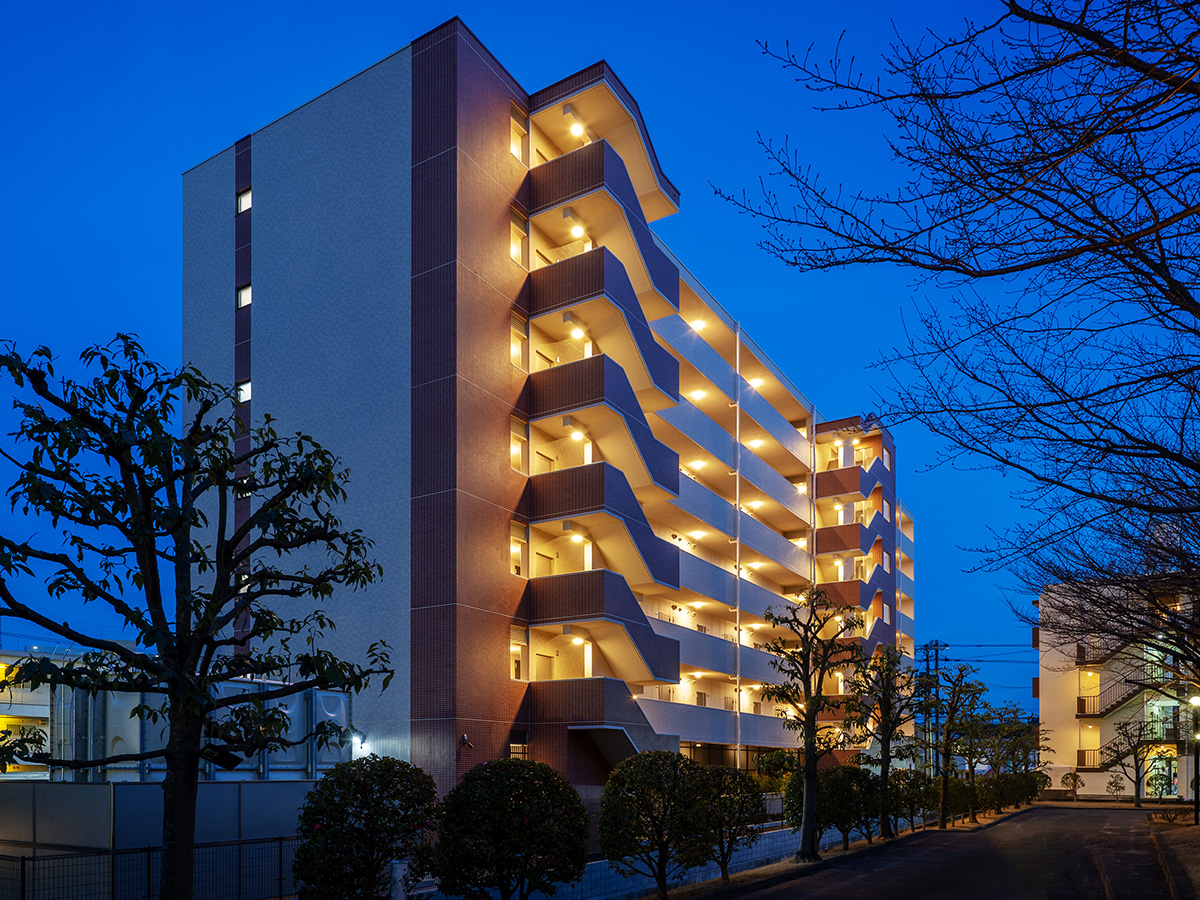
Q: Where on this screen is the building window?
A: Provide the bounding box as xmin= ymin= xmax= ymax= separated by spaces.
xmin=510 ymin=522 xmax=528 ymax=576
xmin=509 ymin=104 xmax=529 ymax=164
xmin=696 ymin=692 xmax=708 ymax=708
xmin=509 ymin=625 xmax=528 ymax=680
xmin=753 ymin=701 xmax=762 ymax=715
xmin=236 ymin=285 xmax=252 ymax=308
xmin=510 ymin=209 xmax=529 ymax=267
xmin=883 ymin=552 xmax=892 ymax=573
xmin=883 ymin=447 xmax=892 ymax=470
xmin=510 ymin=313 xmax=529 ymax=371
xmin=508 ymin=743 xmax=529 ymax=760
xmin=883 ymin=604 xmax=892 ymax=625
xmin=510 ymin=418 xmax=529 ymax=473
xmin=236 ymin=380 xmax=252 ymax=403
xmin=883 ymin=499 xmax=891 ymax=521
xmin=236 ymin=188 xmax=252 ymax=214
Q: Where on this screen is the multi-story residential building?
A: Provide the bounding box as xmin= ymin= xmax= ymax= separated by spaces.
xmin=181 ymin=18 xmax=917 ymax=796
xmin=1038 ymin=625 xmax=1193 ymax=798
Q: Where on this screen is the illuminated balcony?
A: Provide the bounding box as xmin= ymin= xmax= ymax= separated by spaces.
xmin=529 ymin=246 xmax=679 ymax=410
xmin=529 ymin=354 xmax=678 ymax=495
xmin=528 ymin=140 xmax=679 ymax=320
xmin=637 ymin=698 xmax=795 ymax=748
xmin=529 ymin=677 xmax=679 ymax=766
xmin=530 ymin=62 xmax=680 ymax=221
xmin=529 ymin=462 xmax=679 ymax=590
xmin=527 ymin=569 xmax=679 ymax=684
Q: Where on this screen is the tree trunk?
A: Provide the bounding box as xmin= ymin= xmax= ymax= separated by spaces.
xmin=655 ymin=850 xmax=669 ymax=900
xmin=967 ymin=767 xmax=978 ymax=823
xmin=938 ymin=755 xmax=951 ymax=830
xmin=879 ymin=736 xmax=894 ymax=838
xmin=720 ymin=860 xmax=730 ymax=884
xmin=159 ymin=705 xmax=204 ymax=900
xmin=795 ymin=721 xmax=821 ymax=862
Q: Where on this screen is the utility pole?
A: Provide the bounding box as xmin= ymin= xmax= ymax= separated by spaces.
xmin=921 ymin=640 xmax=949 ymax=776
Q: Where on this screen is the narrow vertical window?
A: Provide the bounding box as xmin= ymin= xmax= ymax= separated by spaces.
xmin=510 ymin=522 xmax=528 ymax=576
xmin=236 ymin=189 xmax=252 ymax=213
xmin=883 ymin=447 xmax=892 ymax=470
xmin=509 ymin=104 xmax=529 ymax=164
xmin=510 ymin=418 xmax=529 ymax=473
xmin=510 ymin=313 xmax=529 ymax=371
xmin=236 ymin=285 xmax=252 ymax=308
xmin=509 ymin=209 xmax=529 ymax=267
xmin=236 ymin=380 xmax=252 ymax=403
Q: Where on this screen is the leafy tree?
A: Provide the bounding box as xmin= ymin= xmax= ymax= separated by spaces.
xmin=698 ymin=765 xmax=766 ymax=884
xmin=842 ymin=646 xmax=925 ymax=837
xmin=819 ymin=766 xmax=865 ymax=851
xmin=1106 ymin=774 xmax=1125 ymax=801
xmin=951 ymin=695 xmax=990 ymax=823
xmin=294 ymin=756 xmax=438 ymax=900
xmin=889 ymin=767 xmax=934 ymax=833
xmin=1146 ymin=771 xmax=1174 ymax=802
xmin=1061 ymin=772 xmax=1084 ymax=802
xmin=761 ymin=591 xmax=863 ymax=860
xmin=435 ymin=758 xmax=587 ymax=900
xmin=599 ymin=751 xmax=710 ymax=900
xmin=0 ymin=337 xmax=390 ymax=900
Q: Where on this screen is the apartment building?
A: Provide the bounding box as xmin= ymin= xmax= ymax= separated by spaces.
xmin=1038 ymin=627 xmax=1193 ymax=799
xmin=181 ymin=18 xmax=917 ymax=795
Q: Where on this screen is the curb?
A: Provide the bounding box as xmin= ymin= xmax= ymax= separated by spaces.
xmin=1151 ymin=832 xmax=1197 ymax=900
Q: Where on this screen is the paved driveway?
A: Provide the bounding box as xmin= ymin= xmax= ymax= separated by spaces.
xmin=736 ymin=808 xmax=1169 ymax=900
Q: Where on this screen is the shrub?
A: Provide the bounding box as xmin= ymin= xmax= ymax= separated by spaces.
xmin=293 ymin=755 xmax=438 ymax=900
xmin=599 ymin=752 xmax=711 ymax=900
xmin=1106 ymin=774 xmax=1125 ymax=800
xmin=435 ymin=758 xmax=587 ymax=900
xmin=699 ymin=766 xmax=766 ymax=883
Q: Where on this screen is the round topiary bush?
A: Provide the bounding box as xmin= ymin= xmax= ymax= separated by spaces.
xmin=293 ymin=754 xmax=438 ymax=900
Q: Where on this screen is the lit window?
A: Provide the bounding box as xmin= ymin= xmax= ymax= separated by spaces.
xmin=236 ymin=380 xmax=252 ymax=403
xmin=883 ymin=499 xmax=891 ymax=521
xmin=510 ymin=209 xmax=529 ymax=267
xmin=236 ymin=189 xmax=252 ymax=214
xmin=510 ymin=105 xmax=529 ymax=164
xmin=236 ymin=285 xmax=252 ymax=308
xmin=883 ymin=447 xmax=892 ymax=470
xmin=883 ymin=552 xmax=892 ymax=573
xmin=883 ymin=604 xmax=892 ymax=625
xmin=510 ymin=522 xmax=528 ymax=576
xmin=508 ymin=742 xmax=529 ymax=759
xmin=510 ymin=313 xmax=529 ymax=371
xmin=510 ymin=418 xmax=529 ymax=474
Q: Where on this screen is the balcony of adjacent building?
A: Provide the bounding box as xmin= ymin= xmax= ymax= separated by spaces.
xmin=524 ymin=461 xmax=679 ymax=591
xmin=649 ymin=316 xmax=813 ymax=470
xmin=522 ymin=140 xmax=678 ymax=322
xmin=529 ymin=63 xmax=680 ymax=222
xmin=1075 ymin=663 xmax=1172 ymax=719
xmin=527 ymin=246 xmax=678 ymax=411
xmin=522 ymin=568 xmax=679 ymax=686
xmin=524 ymin=352 xmax=679 ymax=497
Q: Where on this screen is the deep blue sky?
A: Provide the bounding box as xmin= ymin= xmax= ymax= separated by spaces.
xmin=0 ymin=1 xmax=1037 ymax=707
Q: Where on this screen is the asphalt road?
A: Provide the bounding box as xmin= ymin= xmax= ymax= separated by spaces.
xmin=736 ymin=808 xmax=1170 ymax=900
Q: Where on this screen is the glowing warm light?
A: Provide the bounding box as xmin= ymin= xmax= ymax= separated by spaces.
xmin=691 ymin=672 xmax=706 ymax=678
xmin=852 ymin=438 xmax=861 ymax=446
xmin=571 ymin=534 xmax=584 ymax=544
xmin=690 ymin=319 xmax=706 ymax=331
xmin=797 ymin=482 xmax=808 ymax=494
xmin=571 ymin=431 xmax=585 ymax=441
xmin=749 ymin=378 xmax=764 ymax=388
xmin=748 ymin=439 xmax=764 ymax=449
xmin=748 ymin=501 xmax=764 ymax=510
xmin=748 ymin=562 xmax=765 ymax=570
xmin=689 ymin=460 xmax=706 ymax=470
xmin=834 ymin=439 xmax=844 ymax=447
xmin=510 ymin=644 xmax=522 ymax=652
xmin=689 ymin=389 xmax=707 ymax=401
xmin=835 ymin=615 xmax=844 ymax=622
xmin=689 ymin=602 xmax=706 ymax=609
xmin=510 ymin=543 xmax=521 ymax=553
xmin=572 ymin=637 xmax=584 ymax=645
xmin=570 ymin=122 xmax=584 ymax=137
xmin=833 ymin=503 xmax=844 ymax=511
xmin=571 ymin=327 xmax=585 ymax=340
xmin=689 ymin=530 xmax=707 ymax=539
xmin=570 ymin=225 xmax=585 ymax=239
xmin=1190 ymin=694 xmax=1200 ymax=707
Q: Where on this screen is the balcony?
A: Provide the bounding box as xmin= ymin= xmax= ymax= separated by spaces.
xmin=815 ymin=455 xmax=893 ymax=502
xmin=529 ymin=462 xmax=679 ymax=589
xmin=655 ymin=398 xmax=737 ymax=471
xmin=530 ymin=62 xmax=680 ymax=221
xmin=529 ymin=354 xmax=679 ymax=495
xmin=1076 ymin=664 xmax=1169 ymax=718
xmin=529 ymin=247 xmax=678 ymax=410
xmin=677 ymin=551 xmax=791 ymax=621
xmin=528 ymin=141 xmax=679 ymax=319
xmin=530 ymin=677 xmax=678 ymax=766
xmin=527 ymin=569 xmax=679 ymax=684
xmin=637 ymin=698 xmax=796 ymax=747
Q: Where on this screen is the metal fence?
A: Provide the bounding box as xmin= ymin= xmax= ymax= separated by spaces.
xmin=0 ymin=836 xmax=299 ymax=900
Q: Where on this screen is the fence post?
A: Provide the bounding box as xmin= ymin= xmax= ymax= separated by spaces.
xmin=18 ymin=856 xmax=25 ymax=900
xmin=277 ymin=836 xmax=284 ymax=900
xmin=111 ymin=848 xmax=117 ymax=900
xmin=146 ymin=847 xmax=152 ymax=900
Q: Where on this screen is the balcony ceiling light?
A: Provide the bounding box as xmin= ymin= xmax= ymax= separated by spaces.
xmin=689 ymin=602 xmax=706 ymax=608
xmin=572 ymin=636 xmax=585 ymax=645
xmin=748 ymin=500 xmax=764 ymax=509
xmin=570 ymin=122 xmax=585 ymax=138
xmin=571 ymin=327 xmax=585 ymax=340
xmin=748 ymin=439 xmax=764 ymax=449
xmin=571 ymin=533 xmax=584 ymax=543
xmin=689 ymin=530 xmax=707 ymax=539
xmin=691 ymin=671 xmax=705 ymax=678
xmin=689 ymin=460 xmax=706 ymax=470
xmin=571 ymin=431 xmax=585 ymax=441
xmin=834 ymin=439 xmax=844 ymax=447
xmin=852 ymin=438 xmax=861 ymax=446
xmin=748 ymin=561 xmax=765 ymax=569
xmin=689 ymin=389 xmax=706 ymax=401
xmin=690 ymin=319 xmax=706 ymax=331
xmin=833 ymin=503 xmax=844 ymax=511
xmin=749 ymin=378 xmax=764 ymax=389
xmin=570 ymin=224 xmax=585 ymax=239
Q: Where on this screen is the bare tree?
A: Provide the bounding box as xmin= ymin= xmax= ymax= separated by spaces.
xmin=721 ymin=1 xmax=1200 ymax=654
xmin=0 ymin=336 xmax=391 ymax=900
xmin=842 ymin=646 xmax=926 ymax=837
xmin=761 ymin=590 xmax=863 ymax=861
xmin=1103 ymin=714 xmax=1174 ymax=808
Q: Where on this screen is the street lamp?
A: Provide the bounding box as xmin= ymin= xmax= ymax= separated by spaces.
xmin=1189 ymin=693 xmax=1200 ymax=826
